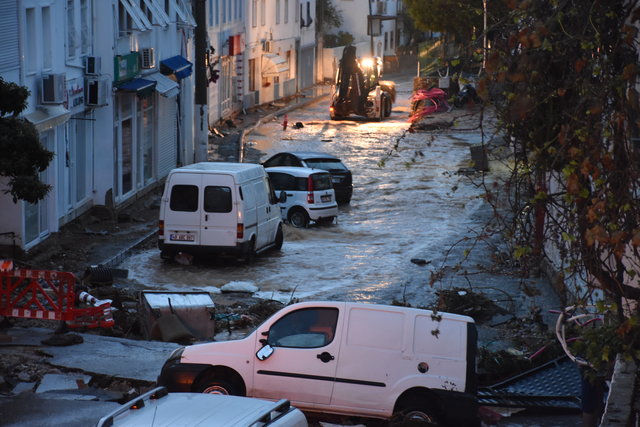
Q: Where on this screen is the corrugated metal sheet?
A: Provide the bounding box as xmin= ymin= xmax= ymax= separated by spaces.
xmin=478 ymin=356 xmax=582 ymax=410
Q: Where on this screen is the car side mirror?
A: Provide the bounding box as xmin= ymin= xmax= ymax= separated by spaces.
xmin=279 ymin=191 xmax=287 ymax=203
xmin=256 ymin=344 xmax=274 ymax=361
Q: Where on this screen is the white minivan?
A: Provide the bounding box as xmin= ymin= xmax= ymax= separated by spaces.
xmin=158 ymin=162 xmax=284 ymax=261
xmin=158 ymin=301 xmax=478 ymax=426
xmin=265 ymin=167 xmax=339 ymax=228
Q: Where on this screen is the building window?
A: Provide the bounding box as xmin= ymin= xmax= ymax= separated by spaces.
xmin=222 ymin=0 xmax=226 ymax=23
xmin=118 ymin=2 xmax=132 ymax=35
xmin=284 ymin=0 xmax=288 ymax=23
xmin=276 ymin=0 xmax=280 ymax=24
xmin=80 ymin=0 xmax=90 ymax=56
xmin=139 ymin=0 xmax=152 ymax=21
xmin=42 ymin=7 xmax=52 ymax=70
xmin=67 ymin=0 xmax=77 ymax=59
xmin=251 ymin=0 xmax=257 ymax=27
xmin=384 ymin=32 xmax=388 ymax=51
xmin=294 ymin=0 xmax=299 ymax=22
xmin=260 ymin=0 xmax=265 ymax=26
xmin=25 ymin=8 xmax=37 ymax=74
xmin=249 ymin=58 xmax=256 ymax=92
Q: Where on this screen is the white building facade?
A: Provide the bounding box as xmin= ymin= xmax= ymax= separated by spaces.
xmin=0 ymin=0 xmax=196 ymax=251
xmin=243 ymin=0 xmax=316 ymax=109
xmin=326 ymin=0 xmax=399 ymax=70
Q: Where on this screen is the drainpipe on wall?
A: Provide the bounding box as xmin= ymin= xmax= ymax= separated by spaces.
xmin=194 ymin=0 xmax=209 ymax=163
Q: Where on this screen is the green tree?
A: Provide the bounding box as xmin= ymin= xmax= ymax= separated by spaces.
xmin=316 ymin=0 xmax=342 ymax=35
xmin=403 ymin=0 xmax=484 ymax=41
xmin=480 ymin=0 xmax=640 ymax=369
xmin=0 ymin=77 xmax=53 ymax=203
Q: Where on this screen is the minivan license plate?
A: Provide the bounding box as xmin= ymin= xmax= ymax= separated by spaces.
xmin=321 ymin=195 xmax=331 ymax=202
xmin=170 ymin=233 xmax=195 ymax=242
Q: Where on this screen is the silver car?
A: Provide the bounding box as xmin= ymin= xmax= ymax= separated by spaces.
xmin=96 ymin=387 xmax=308 ymax=427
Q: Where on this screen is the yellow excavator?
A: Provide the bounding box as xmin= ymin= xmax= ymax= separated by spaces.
xmin=329 ymin=45 xmax=396 ymax=121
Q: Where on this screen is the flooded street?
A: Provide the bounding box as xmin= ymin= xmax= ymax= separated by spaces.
xmin=120 ymin=72 xmax=580 ymax=427
xmin=120 ymin=72 xmax=495 ymax=307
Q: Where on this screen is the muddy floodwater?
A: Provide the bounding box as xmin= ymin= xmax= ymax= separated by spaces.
xmin=120 ymin=72 xmax=500 ymax=308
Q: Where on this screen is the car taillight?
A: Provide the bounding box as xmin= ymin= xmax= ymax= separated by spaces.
xmin=237 ymin=223 xmax=244 ymax=239
xmin=307 ymin=176 xmax=314 ymax=204
xmin=158 ymin=220 xmax=164 ymax=237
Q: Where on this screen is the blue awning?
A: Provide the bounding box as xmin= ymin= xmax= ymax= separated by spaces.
xmin=160 ymin=55 xmax=193 ymax=80
xmin=116 ymin=78 xmax=156 ymax=92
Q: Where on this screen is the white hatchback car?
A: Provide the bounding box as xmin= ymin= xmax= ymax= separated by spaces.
xmin=266 ymin=167 xmax=338 ymax=228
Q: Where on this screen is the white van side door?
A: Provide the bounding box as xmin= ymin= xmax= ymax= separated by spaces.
xmin=254 ymin=176 xmax=278 ymax=249
xmin=200 ymin=173 xmax=238 ymax=248
xmin=252 ymin=306 xmax=342 ymax=406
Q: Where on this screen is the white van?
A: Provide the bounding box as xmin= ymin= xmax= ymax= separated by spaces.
xmin=158 ymin=301 xmax=478 ymax=426
xmin=158 ymin=162 xmax=284 ymax=261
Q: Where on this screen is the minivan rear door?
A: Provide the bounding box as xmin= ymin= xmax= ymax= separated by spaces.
xmin=200 ymin=173 xmax=238 ymax=248
xmin=163 ymin=172 xmax=202 ymax=246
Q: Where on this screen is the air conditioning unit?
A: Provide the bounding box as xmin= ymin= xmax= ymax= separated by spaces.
xmin=85 ymin=56 xmax=101 ymax=75
xmin=85 ymin=77 xmax=109 ymax=107
xmin=263 ymin=40 xmax=273 ymax=53
xmin=140 ymin=48 xmax=155 ymax=69
xmin=40 ymin=73 xmax=66 ymax=104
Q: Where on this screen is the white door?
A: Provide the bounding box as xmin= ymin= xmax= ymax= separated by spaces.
xmin=162 ymin=173 xmax=201 ymax=246
xmin=23 ymin=132 xmax=53 ymax=248
xmin=252 ymin=306 xmax=342 ymax=406
xmin=253 ymin=178 xmax=273 ymax=249
xmin=200 ymin=174 xmax=237 ymax=248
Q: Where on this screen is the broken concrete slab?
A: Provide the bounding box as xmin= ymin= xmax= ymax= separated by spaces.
xmin=0 ymin=396 xmax=120 ymax=427
xmin=36 ymin=373 xmax=92 ymax=393
xmin=3 ymin=327 xmax=180 ymax=383
xmin=12 ymin=382 xmax=36 ymax=395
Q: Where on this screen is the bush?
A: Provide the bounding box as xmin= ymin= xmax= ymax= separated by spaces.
xmin=323 ymin=31 xmax=354 ymax=48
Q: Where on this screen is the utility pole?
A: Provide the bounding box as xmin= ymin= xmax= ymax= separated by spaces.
xmin=194 ymin=0 xmax=209 ymax=163
xmin=368 ymin=0 xmax=374 ymax=56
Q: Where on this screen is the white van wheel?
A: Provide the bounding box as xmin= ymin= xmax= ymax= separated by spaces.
xmin=274 ymin=226 xmax=284 ymax=250
xmin=394 ymin=398 xmax=440 ymax=426
xmin=403 ymin=409 xmax=438 ymax=424
xmin=243 ymin=238 xmax=256 ymax=263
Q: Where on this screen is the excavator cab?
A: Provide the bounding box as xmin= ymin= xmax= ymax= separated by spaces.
xmin=358 ymin=57 xmax=382 ymax=92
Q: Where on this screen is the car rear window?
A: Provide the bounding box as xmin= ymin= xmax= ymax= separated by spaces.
xmin=170 ymin=185 xmax=198 ymax=212
xmin=204 ymin=186 xmax=232 ymax=213
xmin=311 ymin=173 xmax=333 ymax=190
xmin=305 ymin=159 xmax=348 ymax=171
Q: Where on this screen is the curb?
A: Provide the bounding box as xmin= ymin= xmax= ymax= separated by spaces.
xmin=100 ymin=229 xmax=157 ymax=269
